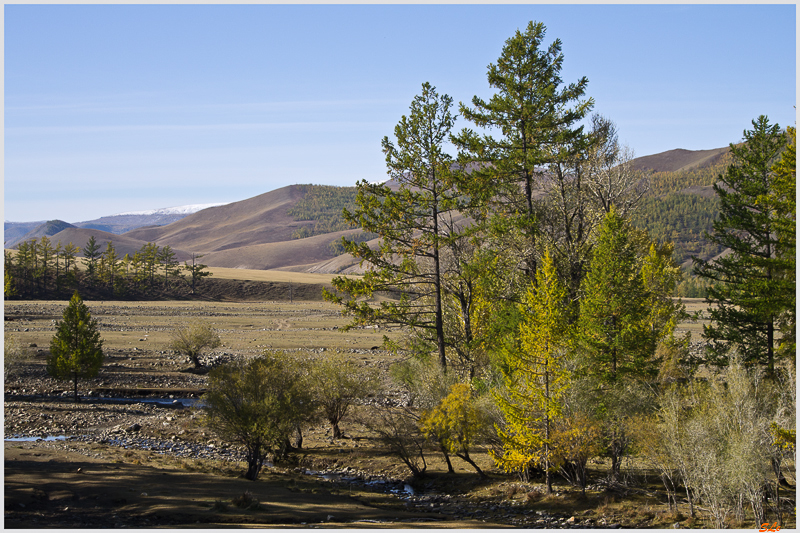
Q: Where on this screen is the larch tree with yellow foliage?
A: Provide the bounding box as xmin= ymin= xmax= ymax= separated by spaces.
xmin=420 ymin=383 xmax=487 ymax=477
xmin=492 ymin=251 xmax=573 ymax=493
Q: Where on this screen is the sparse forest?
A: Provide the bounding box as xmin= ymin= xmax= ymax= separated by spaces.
xmin=287 ymin=184 xmax=361 ymax=239
xmin=4 ymin=19 xmax=795 ymax=530
xmin=4 ymin=237 xmax=211 ymax=300
xmin=322 ymin=20 xmax=795 ymax=528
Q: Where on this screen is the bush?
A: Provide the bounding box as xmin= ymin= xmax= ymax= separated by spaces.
xmin=4 ymin=334 xmax=28 ymax=379
xmin=168 ymin=321 xmax=221 ymax=368
xmin=203 ymin=353 xmax=315 ymax=481
xmin=308 ymin=354 xmax=379 ymax=439
xmin=420 ymin=383 xmax=489 ymax=477
xmin=231 ymin=491 xmax=261 ymax=510
xmin=648 ymin=356 xmax=789 ymax=527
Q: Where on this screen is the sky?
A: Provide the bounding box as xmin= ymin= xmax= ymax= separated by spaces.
xmin=4 ymin=4 xmax=797 ymax=223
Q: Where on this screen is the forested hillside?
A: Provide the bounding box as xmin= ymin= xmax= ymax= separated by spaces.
xmin=631 ymin=152 xmax=732 ymax=266
xmin=287 ymin=184 xmax=359 ymax=238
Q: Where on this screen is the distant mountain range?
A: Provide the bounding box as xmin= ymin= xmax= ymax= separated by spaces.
xmin=4 ymin=146 xmax=732 ymax=274
xmin=4 ymin=203 xmax=226 ymax=248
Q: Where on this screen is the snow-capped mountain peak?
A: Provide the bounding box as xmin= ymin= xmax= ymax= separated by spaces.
xmin=115 ymin=203 xmax=228 ymax=216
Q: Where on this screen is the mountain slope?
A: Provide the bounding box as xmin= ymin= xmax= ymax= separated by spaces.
xmin=45 ymin=227 xmax=192 ymax=262
xmin=124 ymin=185 xmax=313 ymax=253
xmin=631 ymin=146 xmax=730 ymax=173
xmin=201 ymin=229 xmax=361 ymax=271
xmin=7 ymin=144 xmax=737 ymax=274
xmin=4 ymin=222 xmax=46 ymax=247
xmin=12 ymin=220 xmax=76 ymax=247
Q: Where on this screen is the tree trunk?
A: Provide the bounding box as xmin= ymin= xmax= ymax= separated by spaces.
xmin=457 ymin=452 xmax=486 ymax=478
xmin=332 ymin=420 xmax=342 ymax=440
xmin=440 ymin=443 xmax=455 ymax=474
xmin=432 ymin=184 xmax=446 ymax=372
xmin=245 ymin=450 xmax=263 ymax=481
xmin=73 ymin=372 xmax=79 ymax=403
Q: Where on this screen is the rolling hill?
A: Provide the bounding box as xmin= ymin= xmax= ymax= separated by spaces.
xmin=4 ymin=204 xmax=225 ymax=249
xmin=631 ymin=146 xmax=730 ymax=173
xmin=8 ymin=144 xmax=737 ymax=274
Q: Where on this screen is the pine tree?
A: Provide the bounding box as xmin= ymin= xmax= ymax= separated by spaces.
xmin=693 ymin=116 xmax=787 ymax=373
xmin=184 ymin=253 xmax=211 ymax=294
xmin=62 ymin=242 xmax=79 ymax=289
xmin=453 ymin=20 xmax=593 ymax=282
xmin=492 ymin=250 xmax=572 ymax=491
xmin=764 ymin=125 xmax=796 ymax=360
xmin=47 ymin=291 xmax=104 ymax=402
xmin=38 ymin=236 xmax=54 ymax=292
xmin=327 ymin=82 xmax=461 ymax=371
xmin=82 ymin=236 xmax=102 ymax=286
xmin=158 ymin=245 xmax=180 ymax=288
xmin=4 ymin=252 xmax=17 ymax=299
xmin=99 ymin=241 xmax=120 ymax=291
xmin=578 ymin=208 xmax=654 ymax=382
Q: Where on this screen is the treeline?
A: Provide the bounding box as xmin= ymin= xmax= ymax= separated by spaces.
xmin=4 ymin=235 xmax=211 ymax=300
xmin=327 ymin=231 xmax=378 ymax=256
xmin=288 ymin=184 xmax=359 ymax=239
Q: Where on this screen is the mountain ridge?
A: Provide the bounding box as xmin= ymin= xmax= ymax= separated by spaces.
xmin=6 ymin=145 xmax=733 ymax=273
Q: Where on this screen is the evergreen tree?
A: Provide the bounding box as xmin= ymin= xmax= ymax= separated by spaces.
xmin=764 ymin=125 xmax=796 ymax=360
xmin=578 ymin=208 xmax=654 ymax=382
xmin=53 ymin=241 xmax=63 ymax=292
xmin=139 ymin=242 xmax=160 ymax=286
xmin=99 ymin=241 xmax=120 ymax=291
xmin=693 ymin=116 xmax=787 ymax=373
xmin=47 ymin=291 xmax=104 ymax=402
xmin=327 ymin=82 xmax=461 ymax=371
xmin=38 ymin=236 xmax=54 ymax=292
xmin=62 ymin=242 xmax=79 ymax=289
xmin=184 ymin=253 xmax=211 ymax=294
xmin=4 ymin=252 xmax=17 ymax=299
xmin=82 ymin=236 xmax=102 ymax=286
xmin=453 ymin=20 xmax=593 ymax=282
xmin=158 ymin=245 xmax=181 ymax=288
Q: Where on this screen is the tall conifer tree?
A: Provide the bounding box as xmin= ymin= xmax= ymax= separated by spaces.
xmin=693 ymin=116 xmax=787 ymax=373
xmin=453 ymin=20 xmax=593 ymax=282
xmin=578 ymin=208 xmax=654 ymax=382
xmin=493 ymin=250 xmax=572 ymax=491
xmin=327 ymin=82 xmax=460 ymax=371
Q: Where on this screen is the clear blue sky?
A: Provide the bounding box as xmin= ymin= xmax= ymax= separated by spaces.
xmin=4 ymin=4 xmax=796 ymax=223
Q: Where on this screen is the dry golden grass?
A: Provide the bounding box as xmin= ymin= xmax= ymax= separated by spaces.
xmin=205 ymin=266 xmax=356 ymax=285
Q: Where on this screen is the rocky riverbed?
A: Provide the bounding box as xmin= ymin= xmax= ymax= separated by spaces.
xmin=6 ymin=299 xmax=710 ymax=528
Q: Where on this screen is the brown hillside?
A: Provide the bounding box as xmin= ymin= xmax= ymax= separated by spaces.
xmin=631 ymin=146 xmax=730 ymax=173
xmin=44 ymin=228 xmax=194 ymax=262
xmin=200 ymin=229 xmax=361 ymax=270
xmin=123 ymin=185 xmax=314 ymax=253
